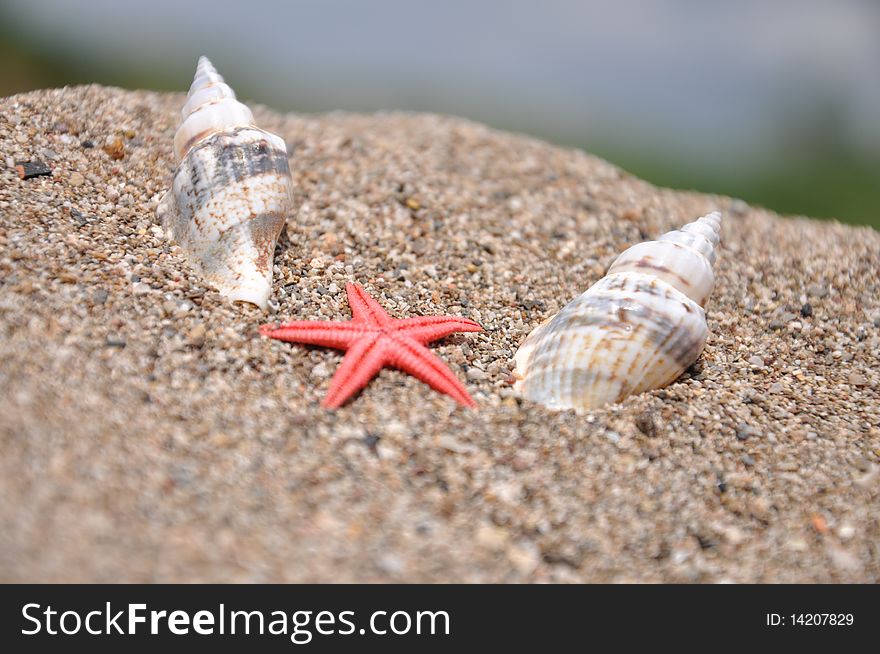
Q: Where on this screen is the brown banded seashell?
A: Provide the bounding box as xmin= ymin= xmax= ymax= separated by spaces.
xmin=156 ymin=56 xmax=293 ymax=310
xmin=513 ymin=211 xmax=722 ymax=411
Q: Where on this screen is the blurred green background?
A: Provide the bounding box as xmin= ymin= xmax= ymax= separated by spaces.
xmin=2 ymin=0 xmax=877 ymax=228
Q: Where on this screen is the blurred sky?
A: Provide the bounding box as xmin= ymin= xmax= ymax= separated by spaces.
xmin=2 ymin=0 xmax=879 ymax=226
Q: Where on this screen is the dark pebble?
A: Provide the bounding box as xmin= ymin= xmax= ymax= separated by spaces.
xmin=694 ymin=533 xmax=716 ymax=550
xmin=801 ymin=303 xmax=813 ymax=318
xmin=736 ymin=423 xmax=759 ymax=441
xmin=634 ymin=411 xmax=657 ymax=438
xmin=15 ymin=160 xmax=52 ymax=180
xmin=81 ymin=140 xmax=95 ymax=148
xmin=93 ymin=289 xmax=109 ymax=305
xmin=363 ymin=433 xmax=380 ymax=455
xmin=105 ymin=337 xmax=127 ymax=348
xmin=170 ymin=465 xmax=194 ymax=487
xmin=71 ymin=209 xmax=88 ymax=226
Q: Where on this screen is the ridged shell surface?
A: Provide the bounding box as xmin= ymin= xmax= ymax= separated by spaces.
xmin=156 ymin=57 xmax=292 ymax=310
xmin=513 ymin=212 xmax=722 ymax=411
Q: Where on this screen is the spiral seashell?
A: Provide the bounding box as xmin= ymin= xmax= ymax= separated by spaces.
xmin=513 ymin=211 xmax=722 ymax=411
xmin=156 ymin=56 xmax=293 ymax=310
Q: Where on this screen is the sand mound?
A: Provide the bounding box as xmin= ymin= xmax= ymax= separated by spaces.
xmin=1 ymin=86 xmax=877 ymax=582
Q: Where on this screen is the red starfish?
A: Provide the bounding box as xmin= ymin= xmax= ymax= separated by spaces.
xmin=259 ymin=283 xmax=483 ymax=409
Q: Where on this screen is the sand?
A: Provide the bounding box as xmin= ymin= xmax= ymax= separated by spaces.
xmin=0 ymin=85 xmax=878 ymax=582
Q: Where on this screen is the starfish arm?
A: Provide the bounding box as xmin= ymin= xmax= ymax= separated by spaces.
xmin=346 ymin=283 xmax=392 ymax=327
xmin=388 ymin=336 xmax=477 ymax=408
xmin=322 ymin=334 xmax=388 ymax=408
xmin=394 ymin=315 xmax=483 ymax=344
xmin=259 ymin=321 xmax=365 ymax=350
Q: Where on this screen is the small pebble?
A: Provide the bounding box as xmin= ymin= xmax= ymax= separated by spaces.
xmin=634 ymin=411 xmax=657 ymax=438
xmin=807 ymin=284 xmax=829 ymax=298
xmin=68 ymin=172 xmax=85 ymax=187
xmin=511 ymin=451 xmax=536 ymax=472
xmin=15 ymin=160 xmax=52 ymax=180
xmin=837 ymin=523 xmax=856 ymax=540
xmin=736 ymin=423 xmax=759 ymax=441
xmin=855 ymin=466 xmax=879 ymax=489
xmin=187 ymin=323 xmax=207 ymax=346
xmin=102 ymin=137 xmax=125 ymax=160
xmin=311 ymin=362 xmax=332 ymax=379
xmin=466 ymin=367 xmax=488 ymax=381
xmin=848 ymin=371 xmax=867 ymax=387
xmin=747 ymin=355 xmax=764 ymax=368
xmin=437 ymin=435 xmax=474 ymax=454
xmin=174 ymin=302 xmax=192 ymax=316
xmin=729 ymin=198 xmax=749 ymax=215
xmin=474 ymin=525 xmax=508 ymax=550
xmin=826 ymin=545 xmax=861 ymax=573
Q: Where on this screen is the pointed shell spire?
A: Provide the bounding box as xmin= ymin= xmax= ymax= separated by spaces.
xmin=513 ymin=211 xmax=723 ymax=411
xmin=157 ymin=57 xmax=293 ymax=310
xmin=604 ymin=211 xmax=721 ymax=306
xmin=173 ymin=57 xmax=254 ymax=161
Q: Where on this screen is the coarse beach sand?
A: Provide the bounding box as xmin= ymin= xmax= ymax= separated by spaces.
xmin=0 ymin=86 xmax=878 ymax=582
